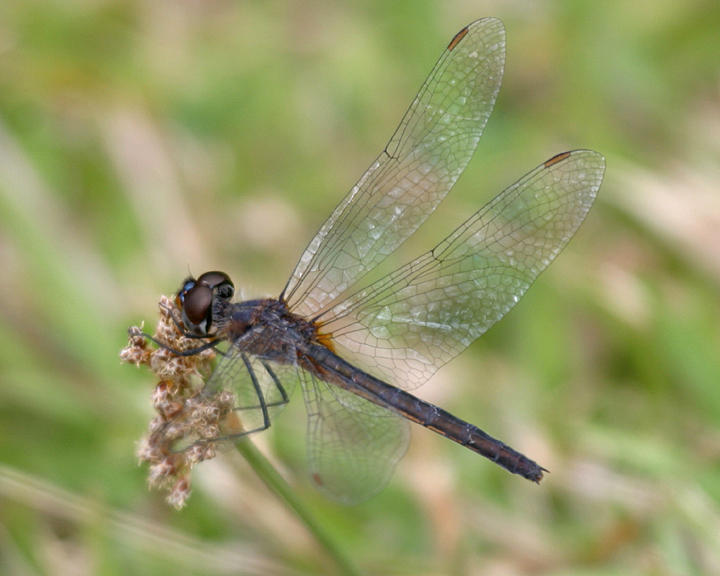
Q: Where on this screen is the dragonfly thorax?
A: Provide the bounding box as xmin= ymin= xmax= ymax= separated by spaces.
xmin=216 ymin=297 xmax=319 ymax=365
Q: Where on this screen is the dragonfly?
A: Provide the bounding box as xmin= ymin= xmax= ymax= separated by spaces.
xmin=150 ymin=17 xmax=605 ymax=503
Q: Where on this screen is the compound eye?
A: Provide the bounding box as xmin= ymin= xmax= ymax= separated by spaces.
xmin=182 ymin=284 xmax=213 ymax=329
xmin=197 ymin=270 xmax=234 ymax=300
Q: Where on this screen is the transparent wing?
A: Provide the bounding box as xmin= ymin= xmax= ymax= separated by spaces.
xmin=203 ymin=345 xmax=299 ymax=435
xmin=158 ymin=346 xmax=300 ymax=454
xmin=205 ymin=348 xmax=410 ymax=503
xmin=317 ymin=150 xmax=605 ymax=389
xmin=300 ymin=368 xmax=410 ymax=504
xmin=282 ymin=18 xmax=506 ymax=318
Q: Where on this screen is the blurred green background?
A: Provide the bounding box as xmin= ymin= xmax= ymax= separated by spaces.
xmin=1 ymin=0 xmax=719 ymax=574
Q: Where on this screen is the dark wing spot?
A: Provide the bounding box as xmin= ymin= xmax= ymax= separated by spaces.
xmin=544 ymin=151 xmax=572 ymax=168
xmin=447 ymin=26 xmax=469 ymax=51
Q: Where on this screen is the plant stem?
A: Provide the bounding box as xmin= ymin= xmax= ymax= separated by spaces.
xmin=233 ymin=439 xmax=362 ymax=576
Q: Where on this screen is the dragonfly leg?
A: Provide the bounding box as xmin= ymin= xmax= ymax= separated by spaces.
xmin=135 ymin=329 xmax=219 ymax=356
xmin=261 ymin=361 xmax=290 ymax=407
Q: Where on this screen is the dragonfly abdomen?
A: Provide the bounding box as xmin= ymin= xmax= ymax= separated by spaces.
xmin=303 ymin=341 xmax=546 ymax=483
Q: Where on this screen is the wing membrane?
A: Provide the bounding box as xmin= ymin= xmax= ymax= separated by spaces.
xmin=283 ymin=18 xmax=506 ymax=318
xmin=318 ymin=150 xmax=605 ymax=388
xmin=203 ymin=345 xmax=297 ymax=434
xmin=300 ymin=369 xmax=410 ymax=503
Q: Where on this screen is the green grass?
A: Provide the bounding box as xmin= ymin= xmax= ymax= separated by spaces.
xmin=1 ymin=1 xmax=720 ymax=574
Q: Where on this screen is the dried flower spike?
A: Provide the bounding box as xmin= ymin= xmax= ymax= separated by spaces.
xmin=121 ymin=296 xmax=231 ymax=509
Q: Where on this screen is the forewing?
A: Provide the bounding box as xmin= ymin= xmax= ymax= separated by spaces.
xmin=319 ymin=150 xmax=605 ymax=389
xmin=300 ymin=369 xmax=410 ymax=504
xmin=282 ymin=18 xmax=506 ymax=318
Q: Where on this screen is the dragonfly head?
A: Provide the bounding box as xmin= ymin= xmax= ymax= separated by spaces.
xmin=176 ymin=271 xmax=234 ymax=336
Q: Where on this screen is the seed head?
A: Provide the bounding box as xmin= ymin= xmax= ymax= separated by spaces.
xmin=121 ymin=295 xmax=232 ymax=509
